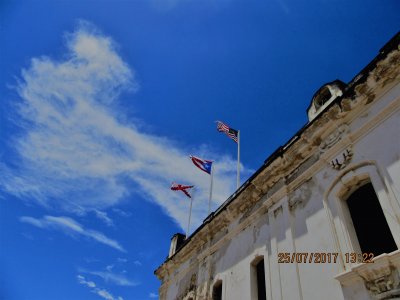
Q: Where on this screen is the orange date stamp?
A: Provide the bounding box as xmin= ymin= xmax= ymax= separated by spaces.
xmin=344 ymin=252 xmax=374 ymax=263
xmin=278 ymin=252 xmax=338 ymax=263
xmin=278 ymin=252 xmax=375 ymax=264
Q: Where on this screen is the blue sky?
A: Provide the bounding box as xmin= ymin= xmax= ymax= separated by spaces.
xmin=0 ymin=1 xmax=399 ymax=299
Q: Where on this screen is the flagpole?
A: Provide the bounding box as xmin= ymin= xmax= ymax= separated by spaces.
xmin=208 ymin=166 xmax=214 ymax=215
xmin=237 ymin=130 xmax=240 ymax=189
xmin=186 ymin=188 xmax=194 ymax=239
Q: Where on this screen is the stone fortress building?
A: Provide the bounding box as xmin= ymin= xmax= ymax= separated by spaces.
xmin=155 ymin=32 xmax=400 ymax=300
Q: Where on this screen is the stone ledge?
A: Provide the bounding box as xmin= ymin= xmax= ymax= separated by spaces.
xmin=335 ymin=250 xmax=400 ymax=299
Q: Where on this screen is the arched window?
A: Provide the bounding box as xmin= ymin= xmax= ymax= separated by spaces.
xmin=212 ymin=280 xmax=223 ymax=300
xmin=346 ymin=182 xmax=397 ymax=255
xmin=251 ymin=257 xmax=266 ymax=300
xmin=314 ymin=86 xmax=332 ymax=108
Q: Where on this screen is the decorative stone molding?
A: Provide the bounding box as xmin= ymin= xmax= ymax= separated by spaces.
xmin=176 ymin=273 xmax=198 ymax=300
xmin=182 ymin=290 xmax=196 ymax=300
xmin=239 ymin=200 xmax=262 ymax=223
xmin=286 ymin=154 xmax=319 ymax=184
xmin=319 ymin=124 xmax=350 ymax=153
xmin=354 ymin=48 xmax=400 ymax=106
xmin=288 ymin=178 xmax=313 ymax=212
xmin=288 ymin=196 xmax=302 ymax=212
xmin=335 ymin=250 xmax=400 ymax=300
xmin=264 ymin=178 xmax=285 ymax=199
xmin=355 ymin=82 xmax=376 ymax=105
xmin=364 ymin=268 xmax=400 ymax=298
xmin=330 ymin=147 xmax=353 ymax=170
xmin=373 ymin=50 xmax=400 ymax=88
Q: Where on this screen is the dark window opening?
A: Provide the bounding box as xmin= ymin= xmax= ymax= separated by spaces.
xmin=256 ymin=259 xmax=266 ymax=300
xmin=212 ymin=281 xmax=222 ymax=300
xmin=314 ymin=87 xmax=332 ymax=108
xmin=346 ymin=183 xmax=397 ymax=255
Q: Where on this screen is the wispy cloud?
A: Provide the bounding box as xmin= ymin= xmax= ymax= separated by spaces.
xmin=133 ymin=260 xmax=142 ymax=266
xmin=20 ymin=215 xmax=125 ymax=252
xmin=77 ymin=275 xmax=97 ymax=288
xmin=112 ymin=209 xmax=131 ymax=218
xmin=77 ymin=275 xmax=124 ymax=300
xmin=78 ymin=257 xmax=139 ymax=287
xmin=149 ymin=292 xmax=158 ymax=298
xmin=94 ymin=210 xmax=114 ymax=227
xmin=97 ymin=289 xmax=123 ymax=300
xmin=106 ymin=264 xmax=114 ymax=272
xmin=87 ymin=270 xmax=139 ymax=287
xmin=1 ymin=21 xmax=250 ymax=229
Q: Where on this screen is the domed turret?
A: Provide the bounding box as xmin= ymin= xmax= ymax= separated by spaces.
xmin=307 ymin=80 xmax=346 ymax=121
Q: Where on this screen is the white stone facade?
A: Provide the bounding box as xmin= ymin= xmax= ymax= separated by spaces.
xmin=155 ymin=33 xmax=400 ymax=300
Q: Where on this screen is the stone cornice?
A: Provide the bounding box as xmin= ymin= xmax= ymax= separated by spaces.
xmin=335 ymin=250 xmax=400 ymax=299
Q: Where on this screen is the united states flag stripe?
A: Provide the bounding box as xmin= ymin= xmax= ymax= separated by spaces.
xmin=216 ymin=121 xmax=238 ymax=143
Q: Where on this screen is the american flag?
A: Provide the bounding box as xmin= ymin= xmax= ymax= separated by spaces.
xmin=216 ymin=121 xmax=238 ymax=143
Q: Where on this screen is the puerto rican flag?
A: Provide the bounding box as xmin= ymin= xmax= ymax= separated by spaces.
xmin=189 ymin=155 xmax=213 ymax=174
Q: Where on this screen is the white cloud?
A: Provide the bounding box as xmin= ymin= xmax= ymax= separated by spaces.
xmin=79 ymin=260 xmax=139 ymax=287
xmin=106 ymin=264 xmax=114 ymax=271
xmin=20 ymin=215 xmax=125 ymax=252
xmin=133 ymin=260 xmax=142 ymax=266
xmin=149 ymin=292 xmax=158 ymax=298
xmin=96 ymin=289 xmax=120 ymax=300
xmin=85 ymin=269 xmax=139 ymax=287
xmin=1 ymin=22 xmax=250 ymax=230
xmin=77 ymin=275 xmax=97 ymax=288
xmin=94 ymin=210 xmax=114 ymax=227
xmin=112 ymin=209 xmax=131 ymax=218
xmin=77 ymin=275 xmax=124 ymax=300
